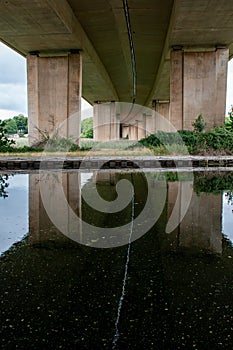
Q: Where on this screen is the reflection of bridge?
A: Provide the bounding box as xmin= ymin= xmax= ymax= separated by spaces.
xmin=29 ymin=172 xmax=222 ymax=254
xmin=0 ymin=1 xmax=233 ymax=142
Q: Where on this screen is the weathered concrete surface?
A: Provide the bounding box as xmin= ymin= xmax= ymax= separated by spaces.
xmin=137 ymin=115 xmax=147 ymax=140
xmin=93 ymin=102 xmax=120 ymax=141
xmin=153 ymin=100 xmax=170 ymax=130
xmin=27 ymin=53 xmax=82 ymax=145
xmin=170 ymin=48 xmax=229 ymax=130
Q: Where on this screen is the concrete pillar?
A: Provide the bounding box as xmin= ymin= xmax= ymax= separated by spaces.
xmin=93 ymin=102 xmax=120 ymax=141
xmin=137 ymin=113 xmax=146 ymax=140
xmin=144 ymin=115 xmax=153 ymax=137
xmin=153 ymin=100 xmax=170 ymax=131
xmin=170 ymin=48 xmax=229 ymax=130
xmin=129 ymin=124 xmax=138 ymax=140
xmin=27 ymin=52 xmax=82 ymax=146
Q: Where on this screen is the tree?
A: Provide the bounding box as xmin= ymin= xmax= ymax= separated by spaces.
xmin=3 ymin=115 xmax=28 ymax=135
xmin=13 ymin=114 xmax=28 ymax=134
xmin=81 ymin=117 xmax=93 ymax=138
xmin=5 ymin=118 xmax=17 ymax=134
xmin=0 ymin=120 xmax=15 ymax=150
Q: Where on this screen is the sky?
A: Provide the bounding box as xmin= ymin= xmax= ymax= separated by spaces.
xmin=0 ymin=41 xmax=233 ymax=119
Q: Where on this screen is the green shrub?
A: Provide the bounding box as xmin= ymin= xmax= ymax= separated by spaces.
xmin=139 ymin=126 xmax=233 ymax=155
xmin=196 ymin=127 xmax=233 ymax=151
xmin=192 ymin=114 xmax=206 ymax=132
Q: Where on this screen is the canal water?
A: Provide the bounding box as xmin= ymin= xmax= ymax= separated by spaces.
xmin=0 ymin=170 xmax=233 ymax=349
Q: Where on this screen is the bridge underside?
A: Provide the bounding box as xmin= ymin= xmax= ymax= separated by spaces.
xmin=0 ymin=0 xmax=233 ymax=142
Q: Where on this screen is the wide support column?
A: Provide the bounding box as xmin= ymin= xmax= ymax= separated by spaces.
xmin=93 ymin=102 xmax=120 ymax=141
xmin=27 ymin=52 xmax=82 ymax=146
xmin=170 ymin=47 xmax=229 ymax=130
xmin=153 ymin=100 xmax=170 ymax=131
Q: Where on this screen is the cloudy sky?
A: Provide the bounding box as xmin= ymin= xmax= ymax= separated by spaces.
xmin=0 ymin=41 xmax=233 ymax=119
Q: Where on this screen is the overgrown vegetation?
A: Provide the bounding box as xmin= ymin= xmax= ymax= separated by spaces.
xmin=1 ymin=114 xmax=233 ymax=155
xmin=33 ymin=129 xmax=80 ymax=152
xmin=139 ymin=115 xmax=233 ymax=155
xmin=194 ymin=172 xmax=233 ymax=194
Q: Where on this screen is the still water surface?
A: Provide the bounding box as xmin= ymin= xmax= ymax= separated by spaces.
xmin=0 ymin=171 xmax=233 ymax=349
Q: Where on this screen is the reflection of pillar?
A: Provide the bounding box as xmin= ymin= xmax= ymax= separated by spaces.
xmin=170 ymin=48 xmax=228 ymax=130
xmin=94 ymin=172 xmax=116 ymax=186
xmin=29 ymin=173 xmax=82 ymax=245
xmin=93 ymin=102 xmax=120 ymax=141
xmin=167 ymin=182 xmax=222 ymax=254
xmin=27 ymin=53 xmax=82 ymax=145
xmin=29 ymin=174 xmax=40 ymax=243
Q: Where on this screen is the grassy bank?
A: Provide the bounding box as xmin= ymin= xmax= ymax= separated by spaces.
xmin=1 ymin=126 xmax=233 ymax=157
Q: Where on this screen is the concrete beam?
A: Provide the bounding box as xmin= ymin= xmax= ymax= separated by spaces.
xmin=47 ymin=0 xmax=119 ymax=103
xmin=145 ymin=0 xmax=179 ymax=105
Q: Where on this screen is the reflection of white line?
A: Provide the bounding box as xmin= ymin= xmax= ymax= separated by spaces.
xmin=112 ymin=183 xmax=135 ymax=350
